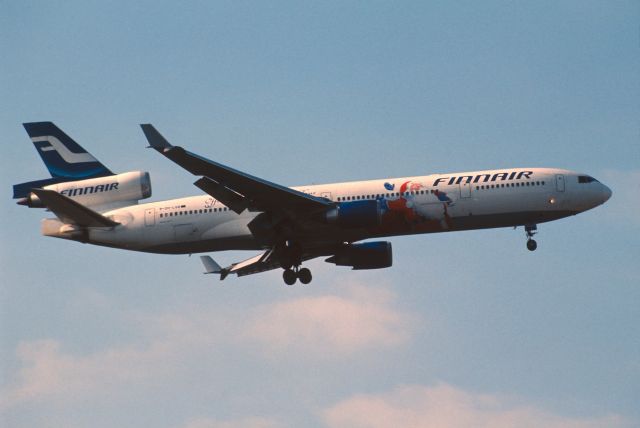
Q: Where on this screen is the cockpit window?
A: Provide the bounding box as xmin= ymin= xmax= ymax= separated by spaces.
xmin=578 ymin=175 xmax=598 ymax=184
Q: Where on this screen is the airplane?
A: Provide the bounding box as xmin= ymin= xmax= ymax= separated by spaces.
xmin=13 ymin=122 xmax=612 ymax=285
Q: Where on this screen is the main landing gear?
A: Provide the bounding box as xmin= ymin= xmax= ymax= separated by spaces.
xmin=282 ymin=266 xmax=312 ymax=285
xmin=525 ymin=224 xmax=538 ymax=251
xmin=278 ymin=240 xmax=312 ymax=285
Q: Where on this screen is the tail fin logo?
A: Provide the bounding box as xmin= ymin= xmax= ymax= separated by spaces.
xmin=32 ymin=136 xmax=97 ymax=164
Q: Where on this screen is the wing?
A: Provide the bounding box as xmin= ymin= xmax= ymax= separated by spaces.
xmin=140 ymin=124 xmax=332 ymax=217
xmin=200 ymin=250 xmax=318 ymax=280
xmin=31 ymin=189 xmax=119 ymax=227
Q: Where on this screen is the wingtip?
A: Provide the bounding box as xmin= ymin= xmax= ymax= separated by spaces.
xmin=140 ymin=123 xmax=173 ymax=150
xmin=200 ymin=255 xmax=223 ymax=274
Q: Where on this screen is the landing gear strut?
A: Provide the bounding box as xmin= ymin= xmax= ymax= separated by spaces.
xmin=277 ymin=240 xmax=313 ymax=285
xmin=525 ymin=224 xmax=538 ymax=251
xmin=282 ymin=266 xmax=313 ymax=285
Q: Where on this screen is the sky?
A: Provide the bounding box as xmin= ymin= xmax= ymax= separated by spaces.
xmin=1 ymin=1 xmax=639 ymax=427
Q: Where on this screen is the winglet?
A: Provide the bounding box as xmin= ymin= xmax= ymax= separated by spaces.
xmin=200 ymin=255 xmax=229 ymax=280
xmin=200 ymin=255 xmax=222 ymax=273
xmin=140 ymin=124 xmax=173 ymax=152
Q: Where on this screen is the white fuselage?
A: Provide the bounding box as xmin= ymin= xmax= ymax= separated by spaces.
xmin=41 ymin=167 xmax=611 ymax=254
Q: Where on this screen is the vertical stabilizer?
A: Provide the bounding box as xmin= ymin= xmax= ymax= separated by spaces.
xmin=22 ymin=122 xmax=113 ymax=179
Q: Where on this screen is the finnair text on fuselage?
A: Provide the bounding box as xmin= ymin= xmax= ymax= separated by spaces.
xmin=433 ymin=170 xmax=533 ymax=186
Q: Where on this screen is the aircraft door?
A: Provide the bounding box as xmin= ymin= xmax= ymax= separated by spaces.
xmin=460 ymin=182 xmax=471 ymax=198
xmin=144 ymin=208 xmax=155 ymax=226
xmin=556 ymin=174 xmax=565 ymax=192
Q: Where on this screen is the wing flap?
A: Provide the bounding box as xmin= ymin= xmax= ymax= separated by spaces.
xmin=194 ymin=176 xmax=249 ymax=214
xmin=31 ymin=188 xmax=119 ymax=227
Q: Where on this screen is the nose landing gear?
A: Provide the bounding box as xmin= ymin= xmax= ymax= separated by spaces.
xmin=525 ymin=224 xmax=538 ymax=251
xmin=282 ymin=266 xmax=312 ymax=285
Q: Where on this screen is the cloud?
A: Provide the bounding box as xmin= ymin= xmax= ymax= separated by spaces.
xmin=243 ymin=284 xmax=416 ymax=358
xmin=2 ymin=283 xmax=416 ymax=408
xmin=598 ymin=169 xmax=640 ymax=227
xmin=2 ymin=338 xmax=176 ymax=408
xmin=1 ymin=307 xmax=236 ymax=408
xmin=323 ymin=383 xmax=631 ymax=428
xmin=181 ymin=416 xmax=282 ymax=428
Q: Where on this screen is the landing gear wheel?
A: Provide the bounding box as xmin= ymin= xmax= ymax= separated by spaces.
xmin=283 ymin=269 xmax=297 ymax=285
xmin=298 ymin=268 xmax=312 ymax=284
xmin=524 ymin=224 xmax=538 ymax=252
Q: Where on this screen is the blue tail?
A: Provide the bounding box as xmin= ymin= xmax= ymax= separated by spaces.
xmin=13 ymin=122 xmax=114 ymax=199
xmin=23 ymin=122 xmax=113 ymax=179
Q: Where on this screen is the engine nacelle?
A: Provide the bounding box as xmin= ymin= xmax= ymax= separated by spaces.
xmin=325 ymin=241 xmax=393 ymax=270
xmin=19 ymin=171 xmax=152 ymax=209
xmin=325 ymin=200 xmax=382 ymax=229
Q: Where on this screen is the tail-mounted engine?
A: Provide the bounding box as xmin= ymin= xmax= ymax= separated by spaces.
xmin=16 ymin=171 xmax=152 ymax=209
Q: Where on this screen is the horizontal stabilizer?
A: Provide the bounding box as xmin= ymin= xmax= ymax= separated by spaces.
xmin=31 ymin=189 xmax=119 ymax=228
xmin=13 ymin=177 xmax=69 ymax=199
